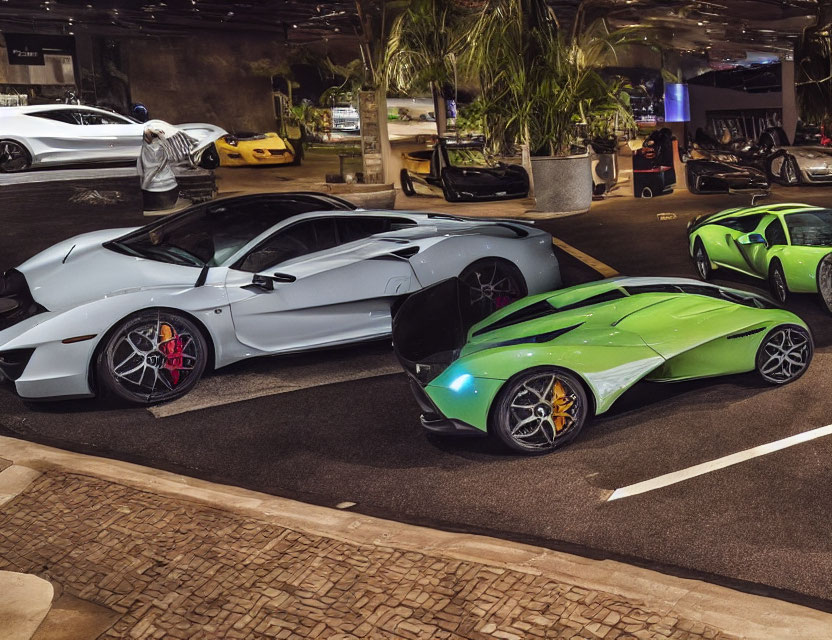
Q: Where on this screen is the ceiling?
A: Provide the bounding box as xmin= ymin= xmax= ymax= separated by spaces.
xmin=0 ymin=0 xmax=823 ymax=56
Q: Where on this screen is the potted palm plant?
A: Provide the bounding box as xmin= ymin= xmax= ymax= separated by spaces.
xmin=467 ymin=0 xmax=642 ymax=213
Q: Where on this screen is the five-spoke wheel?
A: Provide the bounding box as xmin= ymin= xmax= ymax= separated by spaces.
xmin=493 ymin=368 xmax=589 ymax=453
xmin=459 ymin=259 xmax=527 ymax=319
xmin=96 ymin=310 xmax=208 ymax=404
xmin=756 ymin=324 xmax=812 ymax=385
xmin=0 ymin=140 xmax=31 ymax=173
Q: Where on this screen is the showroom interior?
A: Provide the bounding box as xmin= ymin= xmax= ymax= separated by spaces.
xmin=3 ymin=1 xmax=832 ymax=639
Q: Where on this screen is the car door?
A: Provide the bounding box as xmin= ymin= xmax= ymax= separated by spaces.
xmin=225 ymin=215 xmax=419 ymax=353
xmin=73 ymin=107 xmax=142 ymax=161
xmin=704 ymin=213 xmax=765 ymax=276
xmin=734 ymin=216 xmax=786 ymax=277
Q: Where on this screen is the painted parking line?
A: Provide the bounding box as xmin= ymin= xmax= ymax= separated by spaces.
xmin=149 ymin=352 xmax=402 ymax=418
xmin=608 ymin=424 xmax=832 ymax=501
xmin=551 ymin=237 xmax=620 ymax=278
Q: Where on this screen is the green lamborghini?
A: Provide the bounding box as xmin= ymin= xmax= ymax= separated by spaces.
xmin=687 ymin=203 xmax=832 ymax=310
xmin=393 ymin=277 xmax=812 ymax=454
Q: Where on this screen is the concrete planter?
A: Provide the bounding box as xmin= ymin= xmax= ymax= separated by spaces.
xmin=531 ymin=153 xmax=592 ymax=215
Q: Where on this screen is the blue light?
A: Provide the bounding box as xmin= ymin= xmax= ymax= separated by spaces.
xmin=448 ymin=373 xmax=473 ymax=392
xmin=664 ymin=83 xmax=690 ymax=123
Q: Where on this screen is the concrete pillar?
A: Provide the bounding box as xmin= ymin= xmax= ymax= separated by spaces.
xmin=781 ymin=51 xmax=797 ymax=144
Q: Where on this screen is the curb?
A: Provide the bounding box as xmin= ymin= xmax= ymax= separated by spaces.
xmin=1 ymin=435 xmax=830 ymax=639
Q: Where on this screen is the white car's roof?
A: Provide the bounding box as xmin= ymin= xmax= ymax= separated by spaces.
xmin=0 ymin=104 xmax=121 ymax=116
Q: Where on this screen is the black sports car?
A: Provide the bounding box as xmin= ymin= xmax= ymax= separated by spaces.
xmin=685 ymin=159 xmax=770 ymax=195
xmin=400 ymin=139 xmax=529 ymax=203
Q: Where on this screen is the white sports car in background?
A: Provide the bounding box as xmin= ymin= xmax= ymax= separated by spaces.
xmin=0 ymin=104 xmax=226 ymax=172
xmin=0 ymin=192 xmax=561 ymax=405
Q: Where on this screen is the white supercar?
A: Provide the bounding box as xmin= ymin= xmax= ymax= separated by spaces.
xmin=0 ymin=192 xmax=561 ymax=405
xmin=0 ymin=104 xmax=227 ymax=172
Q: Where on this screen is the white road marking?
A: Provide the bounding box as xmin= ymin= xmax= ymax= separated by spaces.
xmin=149 ymin=352 xmax=402 ymax=418
xmin=608 ymin=424 xmax=832 ymax=501
xmin=551 ymin=237 xmax=620 ymax=278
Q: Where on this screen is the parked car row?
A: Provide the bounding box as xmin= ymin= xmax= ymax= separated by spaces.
xmin=0 ymin=191 xmax=824 ymax=457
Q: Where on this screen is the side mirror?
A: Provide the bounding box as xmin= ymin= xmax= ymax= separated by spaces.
xmin=251 ymin=274 xmax=274 ymax=291
xmin=738 ymin=232 xmax=766 ymax=246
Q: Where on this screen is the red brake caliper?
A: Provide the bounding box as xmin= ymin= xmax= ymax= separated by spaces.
xmin=159 ymin=323 xmax=186 ymax=386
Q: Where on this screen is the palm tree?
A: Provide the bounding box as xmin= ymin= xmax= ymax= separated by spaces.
xmin=384 ymin=0 xmax=475 ymax=135
xmin=465 ymin=0 xmax=642 ymax=157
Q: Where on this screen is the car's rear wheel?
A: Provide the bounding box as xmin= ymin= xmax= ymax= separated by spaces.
xmin=96 ymin=310 xmax=208 ymax=404
xmin=459 ymin=259 xmax=527 ymax=318
xmin=0 ymin=140 xmax=31 ymax=172
xmin=493 ymin=367 xmax=589 ymax=454
xmin=755 ymin=324 xmax=812 ymax=385
xmin=693 ymin=238 xmax=713 ymax=281
xmin=818 ymin=254 xmax=832 ymax=314
xmin=768 ymin=260 xmax=788 ymax=305
xmin=400 ymin=169 xmax=416 ymax=196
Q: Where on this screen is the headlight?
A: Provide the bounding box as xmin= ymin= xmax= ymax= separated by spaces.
xmin=224 ymin=135 xmax=238 ymax=147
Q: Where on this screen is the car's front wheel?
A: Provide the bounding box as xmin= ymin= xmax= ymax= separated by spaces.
xmin=0 ymin=140 xmax=31 ymax=172
xmin=693 ymin=238 xmax=713 ymax=280
xmin=817 ymin=253 xmax=832 ymax=314
xmin=96 ymin=310 xmax=208 ymax=404
xmin=492 ymin=367 xmax=589 ymax=454
xmin=755 ymin=324 xmax=812 ymax=385
xmin=198 ymin=144 xmax=220 ymax=170
xmin=459 ymin=259 xmax=526 ymax=318
xmin=768 ymin=260 xmax=788 ymax=305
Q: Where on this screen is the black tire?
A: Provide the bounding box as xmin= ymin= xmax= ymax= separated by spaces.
xmin=400 ymin=169 xmax=416 ymax=196
xmin=755 ymin=324 xmax=813 ymax=385
xmin=817 ymin=253 xmax=832 ymax=314
xmin=692 ymin=238 xmax=713 ymax=281
xmin=198 ymin=144 xmax=220 ymax=170
xmin=0 ymin=140 xmax=31 ymax=172
xmin=768 ymin=260 xmax=788 ymax=305
xmin=96 ymin=310 xmax=208 ymax=405
xmin=492 ymin=367 xmax=589 ymax=454
xmin=288 ymin=139 xmax=303 ymax=166
xmin=459 ymin=258 xmax=527 ymax=320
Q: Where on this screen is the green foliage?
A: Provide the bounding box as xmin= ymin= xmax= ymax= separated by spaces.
xmin=464 ymin=0 xmax=644 ymax=156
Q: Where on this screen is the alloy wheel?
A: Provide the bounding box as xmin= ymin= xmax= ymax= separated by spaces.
xmin=771 ymin=267 xmax=787 ymax=304
xmin=499 ymin=371 xmax=586 ymax=452
xmin=695 ymin=245 xmax=710 ymax=280
xmin=460 ymin=261 xmax=525 ymax=314
xmin=818 ymin=254 xmax=832 ymax=313
xmin=0 ymin=141 xmax=30 ymax=172
xmin=757 ymin=326 xmax=812 ymax=385
xmin=104 ymin=312 xmax=205 ymax=403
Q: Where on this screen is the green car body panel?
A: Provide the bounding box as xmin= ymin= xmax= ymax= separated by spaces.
xmin=687 ymin=202 xmax=832 ymax=293
xmin=410 ymin=277 xmax=807 ymax=434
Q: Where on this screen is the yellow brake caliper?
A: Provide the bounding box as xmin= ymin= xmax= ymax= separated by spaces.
xmin=551 ymin=380 xmax=574 ymax=433
xmin=159 ymin=323 xmax=174 ymax=343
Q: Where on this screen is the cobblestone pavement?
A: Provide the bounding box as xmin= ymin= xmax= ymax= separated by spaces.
xmin=0 ymin=472 xmax=734 ymax=640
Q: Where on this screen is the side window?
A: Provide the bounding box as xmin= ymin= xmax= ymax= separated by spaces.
xmin=337 ymin=217 xmax=391 ymax=243
xmin=717 ymin=214 xmax=763 ymax=233
xmin=29 ymin=110 xmax=82 ymax=125
xmin=238 ymin=219 xmax=336 ymax=272
xmin=765 ymin=218 xmax=788 ymax=246
xmin=78 ymin=109 xmax=132 ymax=125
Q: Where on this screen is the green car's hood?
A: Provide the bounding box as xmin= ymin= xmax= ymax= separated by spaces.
xmin=464 ymin=277 xmax=778 ymax=359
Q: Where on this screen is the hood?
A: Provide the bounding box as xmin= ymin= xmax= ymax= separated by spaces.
xmin=16 ymin=228 xmax=201 ymax=311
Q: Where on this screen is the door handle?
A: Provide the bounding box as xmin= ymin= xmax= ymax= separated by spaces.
xmin=271 ymin=272 xmax=296 ymax=283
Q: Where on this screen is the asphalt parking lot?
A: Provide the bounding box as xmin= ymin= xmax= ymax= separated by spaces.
xmin=4 ymin=181 xmax=832 ymax=610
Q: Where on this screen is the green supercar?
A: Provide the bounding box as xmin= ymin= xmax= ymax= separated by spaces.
xmin=687 ymin=202 xmax=832 ymax=310
xmin=393 ymin=277 xmax=812 ymax=454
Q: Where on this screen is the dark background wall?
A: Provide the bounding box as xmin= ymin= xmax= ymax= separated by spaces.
xmin=127 ymin=34 xmax=282 ymax=132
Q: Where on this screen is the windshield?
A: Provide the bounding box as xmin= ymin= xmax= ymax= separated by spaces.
xmin=784 ymin=210 xmax=832 ymax=247
xmin=446 ymin=147 xmax=492 ymax=169
xmin=108 ymin=199 xmax=298 ymax=267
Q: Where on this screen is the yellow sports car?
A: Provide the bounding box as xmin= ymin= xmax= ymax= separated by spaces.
xmin=216 ymin=132 xmax=302 ymax=167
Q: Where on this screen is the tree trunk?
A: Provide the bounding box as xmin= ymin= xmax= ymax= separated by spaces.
xmin=432 ymin=83 xmax=447 ymax=137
